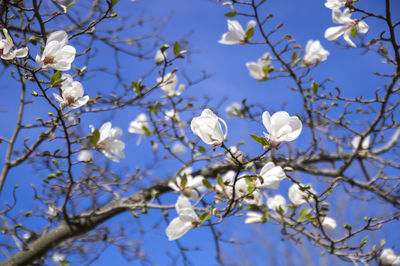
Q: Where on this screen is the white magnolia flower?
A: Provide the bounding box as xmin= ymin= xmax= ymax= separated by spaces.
xmin=155 ymin=49 xmax=167 ymax=65
xmin=219 ymin=20 xmax=256 ymax=45
xmin=324 ymin=0 xmax=346 ymax=9
xmin=256 ymin=162 xmax=286 ymax=189
xmin=267 ymin=194 xmax=287 ymax=214
xmin=225 ymin=102 xmax=242 ymax=118
xmin=262 ymin=111 xmax=302 ymax=145
xmin=380 ymin=248 xmax=400 ymax=266
xmin=324 ymin=8 xmax=369 ymax=48
xmin=191 ymin=109 xmax=228 ymax=146
xmin=171 ymin=142 xmax=187 ymax=155
xmin=53 ymin=74 xmax=89 ymax=109
xmin=46 ymin=206 xmax=58 ymax=217
xmin=36 ymin=30 xmax=76 ymax=71
xmin=321 ymin=216 xmax=337 ymax=230
xmin=128 ymin=113 xmax=150 ymax=144
xmin=351 ymin=135 xmax=370 ymax=150
xmin=157 ymin=73 xmax=185 ymax=97
xmin=164 ymin=109 xmax=181 ymax=123
xmin=245 ymin=52 xmax=272 ymax=80
xmin=168 ymin=172 xmax=205 ymax=200
xmin=245 ymin=211 xmax=264 ymax=224
xmin=0 ymin=29 xmax=28 ymax=60
xmin=52 ymin=253 xmax=66 ymax=263
xmin=166 ymin=196 xmax=199 ymax=241
xmin=77 ymin=150 xmax=93 ymax=162
xmin=92 ymin=122 xmax=125 ymax=162
xmin=288 ymin=183 xmax=316 ymax=206
xmin=216 ymin=171 xmax=262 ymax=206
xmin=303 ymin=40 xmax=330 ymax=64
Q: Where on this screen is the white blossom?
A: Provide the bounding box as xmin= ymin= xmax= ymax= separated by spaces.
xmin=216 ymin=171 xmax=262 ymax=206
xmin=128 ymin=113 xmax=150 ymax=145
xmin=171 ymin=142 xmax=187 ymax=155
xmin=267 ymin=194 xmax=287 ymax=214
xmin=46 ymin=206 xmax=58 ymax=217
xmin=155 ymin=49 xmax=167 ymax=65
xmin=288 ymin=183 xmax=315 ymax=206
xmin=0 ymin=29 xmax=28 ymax=60
xmin=92 ymin=122 xmax=125 ymax=162
xmin=351 ymin=135 xmax=370 ymax=150
xmin=157 ymin=73 xmax=185 ymax=97
xmin=324 ymin=8 xmax=369 ymax=48
xmin=166 ymin=196 xmax=199 ymax=241
xmin=303 ymin=40 xmax=330 ymax=64
xmin=164 ymin=109 xmax=181 ymax=123
xmin=219 ymin=20 xmax=256 ymax=45
xmin=245 ymin=52 xmax=272 ymax=80
xmin=380 ymin=248 xmax=400 ymax=266
xmin=262 ymin=111 xmax=302 ymax=145
xmin=36 ymin=30 xmax=76 ymax=71
xmin=225 ymin=102 xmax=242 ymax=118
xmin=168 ymin=168 xmax=205 ymax=200
xmin=256 ymin=162 xmax=286 ymax=189
xmin=321 ymin=216 xmax=337 ymax=230
xmin=324 ymin=0 xmax=346 ymax=9
xmin=191 ymin=109 xmax=228 ymax=146
xmin=245 ymin=211 xmax=264 ymax=224
xmin=77 ymin=150 xmax=93 ymax=162
xmin=51 ymin=253 xmax=66 ymax=263
xmin=53 ymin=74 xmax=89 ymax=109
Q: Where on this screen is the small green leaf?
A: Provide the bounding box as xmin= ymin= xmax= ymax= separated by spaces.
xmin=28 ymin=36 xmax=41 ymax=46
xmin=180 ymin=174 xmax=188 ymax=188
xmin=217 ymin=173 xmax=224 ymax=188
xmin=65 ymin=0 xmax=76 ymax=12
xmin=344 ymin=223 xmax=352 ymax=231
xmin=380 ymin=239 xmax=386 ymax=247
xmin=299 ymin=208 xmax=309 ymax=221
xmin=173 ymin=41 xmax=181 ymax=56
xmin=111 ymin=0 xmax=119 ymax=7
xmin=142 ymin=125 xmax=151 ymax=136
xmin=311 ymin=81 xmax=319 ymax=95
xmin=202 ymin=179 xmax=213 ymax=189
xmin=132 ymin=81 xmax=140 ymax=94
xmin=50 ymin=71 xmax=61 ymax=86
xmin=39 ymin=45 xmax=44 ymax=55
xmin=198 ymin=146 xmax=206 ymax=153
xmin=224 ymin=11 xmax=237 ymax=18
xmin=360 ymin=236 xmax=368 ymax=246
xmin=51 ymin=159 xmax=59 ymax=169
xmin=249 ymin=134 xmax=269 ymax=146
xmin=245 ymin=176 xmax=255 ymax=192
xmin=245 ymin=27 xmax=254 ymax=42
xmin=91 ymin=129 xmax=100 ymax=147
xmin=350 ymin=26 xmax=357 ymax=38
xmin=199 ymin=211 xmax=211 ymax=223
xmin=291 ymin=51 xmax=297 ymax=63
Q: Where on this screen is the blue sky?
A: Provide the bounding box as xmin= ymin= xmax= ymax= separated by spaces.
xmin=0 ymin=0 xmax=399 ymax=265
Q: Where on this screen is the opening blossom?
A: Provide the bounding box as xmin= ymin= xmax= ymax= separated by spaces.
xmin=166 ymin=196 xmax=199 ymax=241
xmin=128 ymin=113 xmax=150 ymax=144
xmin=92 ymin=122 xmax=125 ymax=162
xmin=157 ymin=73 xmax=185 ymax=97
xmin=321 ymin=216 xmax=337 ymax=230
xmin=191 ymin=109 xmax=228 ymax=146
xmin=324 ymin=8 xmax=369 ymax=48
xmin=36 ymin=30 xmax=76 ymax=71
xmin=267 ymin=194 xmax=287 ymax=214
xmin=77 ymin=150 xmax=93 ymax=162
xmin=218 ymin=20 xmax=256 ymax=45
xmin=53 ymin=74 xmax=89 ymax=109
xmin=155 ymin=49 xmax=167 ymax=65
xmin=225 ymin=102 xmax=242 ymax=118
xmin=245 ymin=52 xmax=272 ymax=81
xmin=324 ymin=0 xmax=346 ymax=9
xmin=351 ymin=135 xmax=370 ymax=150
xmin=262 ymin=111 xmax=302 ymax=145
xmin=303 ymin=40 xmax=330 ymax=64
xmin=0 ymin=29 xmax=28 ymax=60
xmin=244 ymin=211 xmax=264 ymax=224
xmin=288 ymin=183 xmax=316 ymax=206
xmin=380 ymin=248 xmax=400 ymax=266
xmin=168 ymin=168 xmax=205 ymax=200
xmin=256 ymin=162 xmax=286 ymax=189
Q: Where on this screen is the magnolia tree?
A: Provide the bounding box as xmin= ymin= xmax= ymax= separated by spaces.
xmin=0 ymin=0 xmax=399 ymax=265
